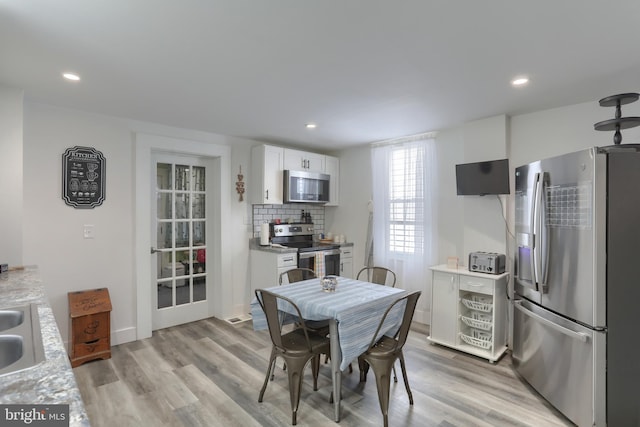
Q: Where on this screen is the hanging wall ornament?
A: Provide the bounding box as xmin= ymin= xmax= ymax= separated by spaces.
xmin=236 ymin=165 xmax=245 ymax=202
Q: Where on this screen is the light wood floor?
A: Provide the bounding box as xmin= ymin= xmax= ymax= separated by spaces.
xmin=73 ymin=318 xmax=573 ymax=427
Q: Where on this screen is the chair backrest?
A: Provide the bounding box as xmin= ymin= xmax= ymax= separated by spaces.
xmin=367 ymin=291 xmax=421 ymax=353
xmin=255 ymin=289 xmax=313 ymax=352
xmin=357 ymin=267 xmax=396 ymax=287
xmin=279 ymin=268 xmax=316 ymax=285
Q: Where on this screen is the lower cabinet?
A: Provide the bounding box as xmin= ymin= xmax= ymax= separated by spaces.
xmin=250 ymin=250 xmax=297 ymax=299
xmin=340 ymin=246 xmax=353 ymax=278
xmin=430 ymin=271 xmax=459 ymax=345
xmin=428 ymin=265 xmax=508 ymax=363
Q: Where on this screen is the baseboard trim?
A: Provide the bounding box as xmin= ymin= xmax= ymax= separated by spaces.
xmin=112 ymin=326 xmax=137 ymax=345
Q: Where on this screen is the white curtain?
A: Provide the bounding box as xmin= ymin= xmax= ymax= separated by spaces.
xmin=371 ymin=137 xmax=437 ymax=320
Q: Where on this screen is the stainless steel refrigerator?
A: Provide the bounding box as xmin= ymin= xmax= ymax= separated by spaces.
xmin=513 ymin=145 xmax=640 ymax=427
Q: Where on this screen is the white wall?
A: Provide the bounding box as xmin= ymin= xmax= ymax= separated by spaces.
xmin=324 ymin=145 xmax=372 ymax=273
xmin=431 ymin=127 xmax=464 ymax=262
xmin=0 ymin=85 xmax=23 ymax=267
xmin=460 ymin=115 xmax=510 ymax=260
xmin=20 ymin=101 xmax=256 ymax=345
xmin=511 ymin=100 xmax=640 ymax=168
xmin=331 ymin=115 xmax=510 ymax=266
xmin=330 ymin=115 xmax=510 ymax=325
xmin=230 ymin=141 xmax=255 ymax=316
xmin=22 ymin=102 xmax=136 ymax=344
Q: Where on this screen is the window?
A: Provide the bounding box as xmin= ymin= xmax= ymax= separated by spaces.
xmin=388 ymin=146 xmax=424 ymax=254
xmin=370 ymin=134 xmax=437 ymax=321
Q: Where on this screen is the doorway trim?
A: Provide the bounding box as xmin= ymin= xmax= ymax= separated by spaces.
xmin=134 ymin=132 xmax=231 ymax=340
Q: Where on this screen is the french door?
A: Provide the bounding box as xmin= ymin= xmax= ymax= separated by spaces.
xmin=152 ymin=153 xmax=212 ymax=330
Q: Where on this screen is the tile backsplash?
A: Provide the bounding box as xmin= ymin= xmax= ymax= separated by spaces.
xmin=252 ymin=204 xmax=325 ymax=237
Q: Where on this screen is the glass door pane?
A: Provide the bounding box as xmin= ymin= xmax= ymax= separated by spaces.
xmin=156 ymin=161 xmax=207 ymax=311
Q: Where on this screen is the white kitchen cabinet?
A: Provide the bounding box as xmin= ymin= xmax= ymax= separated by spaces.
xmin=283 ymin=148 xmax=325 ymax=173
xmin=252 ymin=144 xmax=340 ymax=206
xmin=429 ymin=270 xmax=459 ymax=345
xmin=251 ymin=145 xmax=284 ymax=204
xmin=339 ymin=246 xmax=353 ymax=278
xmin=324 ymin=155 xmax=340 ymax=206
xmin=428 ymin=265 xmax=509 ymax=363
xmin=250 ymin=249 xmax=297 ymax=300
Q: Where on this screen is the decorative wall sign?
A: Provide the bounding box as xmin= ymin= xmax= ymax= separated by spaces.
xmin=62 ymin=146 xmax=106 ymax=208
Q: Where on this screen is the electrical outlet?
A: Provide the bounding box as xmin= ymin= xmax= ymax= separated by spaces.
xmin=83 ymin=225 xmax=95 ymax=239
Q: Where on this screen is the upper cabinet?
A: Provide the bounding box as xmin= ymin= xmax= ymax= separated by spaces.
xmin=251 ymin=144 xmax=283 ymax=204
xmin=283 ymin=148 xmax=325 ymax=173
xmin=324 ymin=155 xmax=340 ymax=206
xmin=251 ymin=145 xmax=340 ymax=206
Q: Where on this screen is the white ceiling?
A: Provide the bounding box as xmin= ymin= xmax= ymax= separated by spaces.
xmin=1 ymin=0 xmax=639 ymax=150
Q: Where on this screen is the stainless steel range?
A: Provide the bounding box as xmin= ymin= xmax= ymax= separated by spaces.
xmin=270 ymin=223 xmax=341 ymax=277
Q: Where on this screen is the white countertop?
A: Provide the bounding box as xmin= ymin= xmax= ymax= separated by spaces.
xmin=430 ymin=264 xmax=510 ymax=280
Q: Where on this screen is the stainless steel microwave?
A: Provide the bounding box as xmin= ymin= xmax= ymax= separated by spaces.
xmin=283 ymin=170 xmax=330 ymax=203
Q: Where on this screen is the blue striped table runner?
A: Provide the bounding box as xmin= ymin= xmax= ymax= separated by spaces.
xmin=251 ymin=277 xmax=408 ymax=371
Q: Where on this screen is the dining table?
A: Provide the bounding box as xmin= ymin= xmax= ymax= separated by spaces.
xmin=251 ymin=276 xmax=408 ymax=422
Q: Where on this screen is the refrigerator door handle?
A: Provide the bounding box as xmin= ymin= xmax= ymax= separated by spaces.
xmin=537 ymin=172 xmax=551 ymax=290
xmin=532 ymin=172 xmax=550 ymax=291
xmin=514 ymin=300 xmax=589 ymax=342
xmin=530 ymin=172 xmax=541 ymax=285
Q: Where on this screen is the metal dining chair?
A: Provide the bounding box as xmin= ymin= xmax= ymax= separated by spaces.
xmin=255 ymin=289 xmax=331 ymax=425
xmin=356 ymin=266 xmax=399 ymax=382
xmin=356 ymin=266 xmax=397 ymax=287
xmin=357 ymin=291 xmax=422 ymax=427
xmin=279 ymin=268 xmax=317 ymax=285
xmin=278 ymin=268 xmax=330 ymax=333
xmin=279 ymin=268 xmax=341 ymax=376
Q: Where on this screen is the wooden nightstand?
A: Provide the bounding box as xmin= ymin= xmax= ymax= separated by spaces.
xmin=68 ymin=288 xmax=112 ymax=367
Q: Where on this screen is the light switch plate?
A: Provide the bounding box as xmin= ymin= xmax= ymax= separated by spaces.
xmin=83 ymin=224 xmax=95 ymax=239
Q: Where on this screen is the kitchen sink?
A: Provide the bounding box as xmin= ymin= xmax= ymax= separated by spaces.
xmin=0 ymin=335 xmax=24 ymax=369
xmin=0 ymin=304 xmax=45 ymax=376
xmin=0 ymin=309 xmax=24 ymax=332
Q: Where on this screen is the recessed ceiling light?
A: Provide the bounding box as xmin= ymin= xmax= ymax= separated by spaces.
xmin=305 ymin=123 xmax=317 ymax=129
xmin=63 ymin=73 xmax=80 ymax=81
xmin=511 ymin=77 xmax=529 ymax=86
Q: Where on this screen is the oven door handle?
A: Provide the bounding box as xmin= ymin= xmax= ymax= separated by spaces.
xmin=299 ymin=252 xmax=316 ymax=260
xmin=323 ymin=249 xmax=341 ymax=256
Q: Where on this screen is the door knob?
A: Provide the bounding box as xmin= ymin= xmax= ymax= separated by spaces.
xmin=150 ymin=247 xmax=159 ymax=254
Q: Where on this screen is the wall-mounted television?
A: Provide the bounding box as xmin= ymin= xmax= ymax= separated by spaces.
xmin=455 ymin=158 xmax=510 ymax=195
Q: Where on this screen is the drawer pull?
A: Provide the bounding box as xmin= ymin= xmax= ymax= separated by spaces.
xmin=84 ymin=321 xmax=100 ymax=334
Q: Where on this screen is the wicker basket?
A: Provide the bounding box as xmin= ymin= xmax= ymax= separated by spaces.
xmin=459 ymin=330 xmax=493 ymax=349
xmin=470 ymin=311 xmax=492 ymax=322
xmin=461 ymin=297 xmax=493 ymax=312
xmin=460 ymin=315 xmax=492 ymax=331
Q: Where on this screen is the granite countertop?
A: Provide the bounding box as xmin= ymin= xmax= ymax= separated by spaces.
xmin=249 ymin=238 xmax=298 ymax=253
xmin=249 ymin=238 xmax=353 ymax=253
xmin=0 ymin=267 xmax=90 ymax=427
